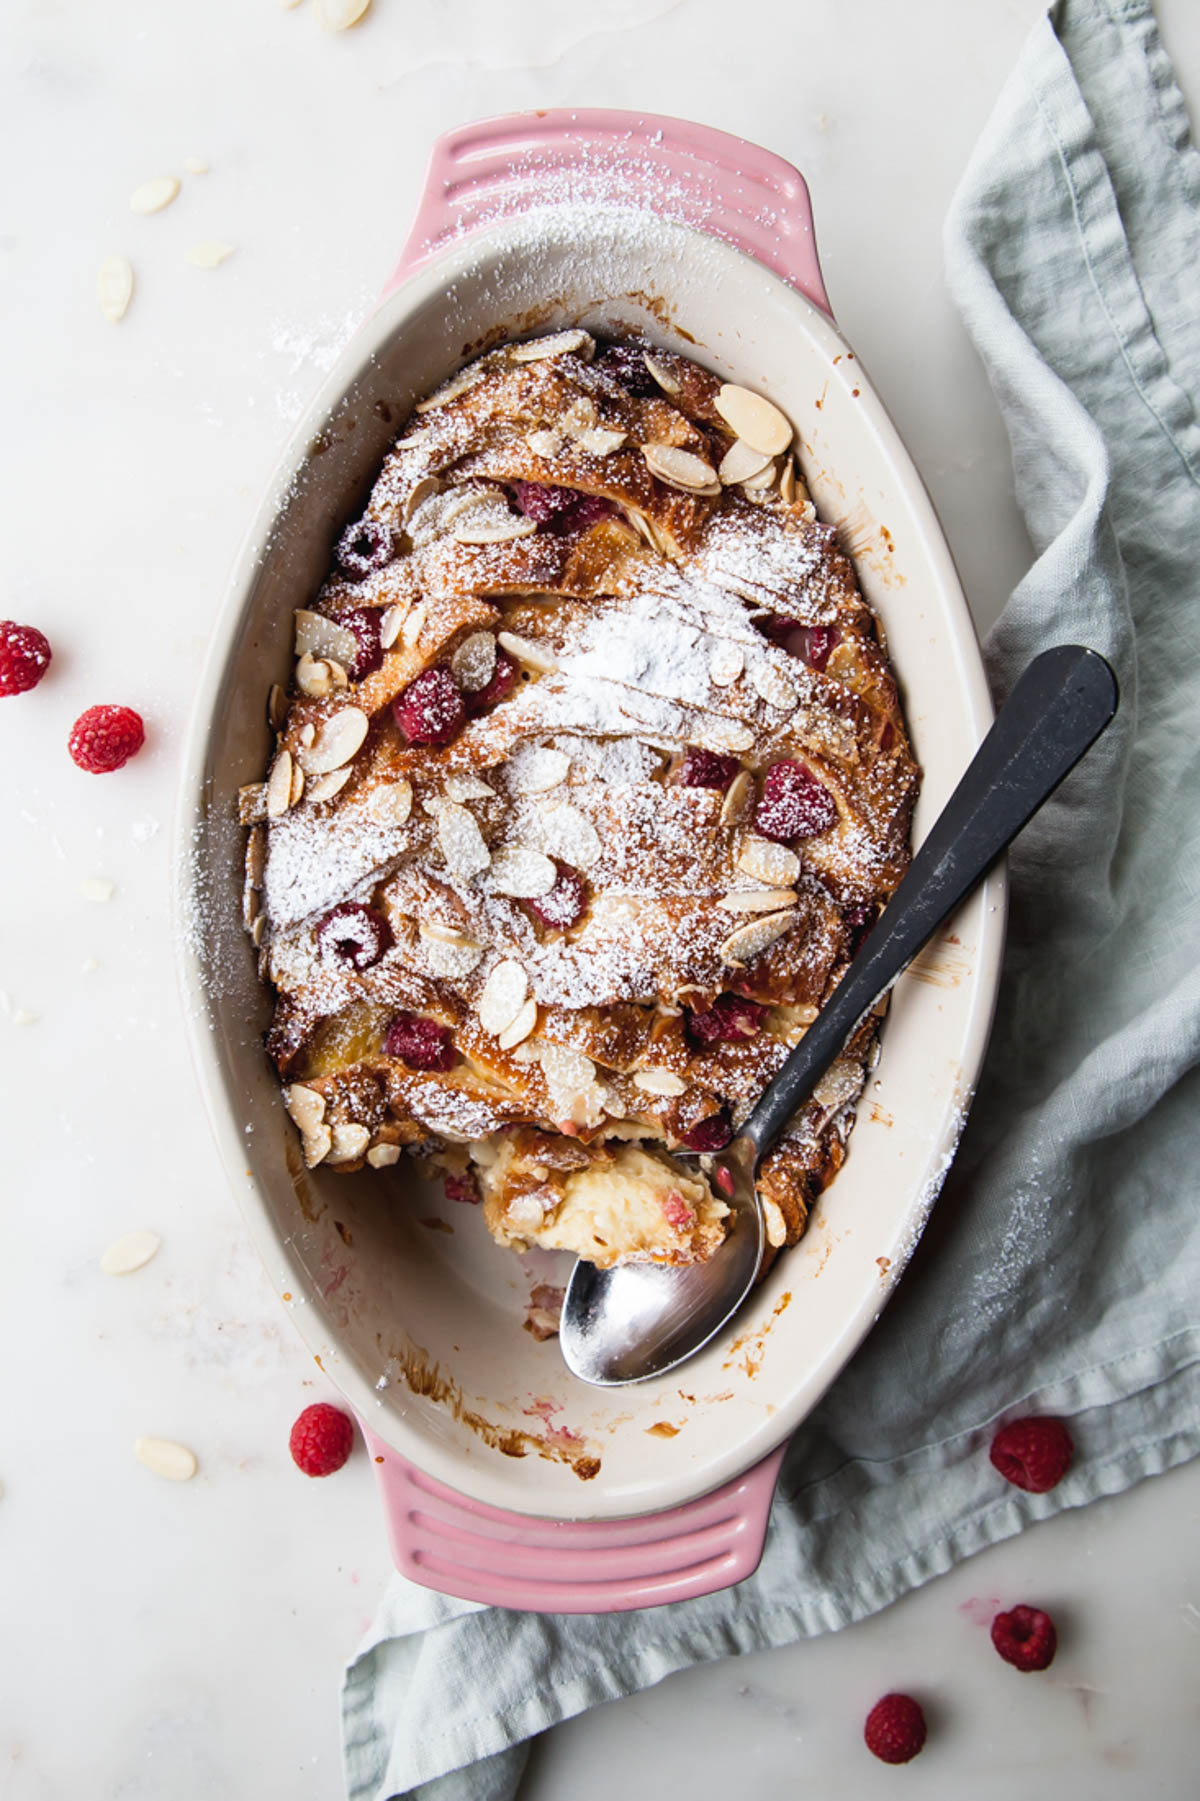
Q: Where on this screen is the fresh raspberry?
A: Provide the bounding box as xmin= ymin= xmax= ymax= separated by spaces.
xmin=759 ymin=617 xmax=838 ymax=672
xmin=678 ymin=747 xmax=741 ymax=791
xmin=525 ymin=863 xmax=588 ymax=930
xmin=864 ymin=1694 xmax=927 ymax=1765
xmin=335 ymin=517 xmax=392 ymax=581
xmin=990 ymin=1417 xmax=1074 ymax=1493
xmin=394 ymin=666 xmax=465 ymax=747
xmin=339 ymin=608 xmax=384 ymax=680
xmin=444 ymin=1170 xmax=481 ymax=1204
xmin=0 ymin=621 xmax=52 ymax=696
xmin=317 ymin=902 xmax=393 ymax=971
xmin=288 ymin=1402 xmax=354 ymax=1477
xmin=755 ymin=758 xmax=838 ymax=842
xmin=513 ymin=481 xmax=578 ymax=523
xmin=68 ymin=705 xmax=145 ymax=773
xmin=464 ymin=651 xmax=519 ymax=715
xmin=991 ymin=1604 xmax=1057 ymax=1672
xmin=679 ymin=1110 xmax=732 ymax=1152
xmin=594 ymin=340 xmax=659 ymax=397
xmin=385 ymin=1010 xmax=456 ymax=1072
xmin=661 ymin=1191 xmax=696 ymax=1232
xmin=686 ymin=994 xmax=766 ymax=1046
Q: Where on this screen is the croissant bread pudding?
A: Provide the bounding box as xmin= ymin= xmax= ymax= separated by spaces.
xmin=239 ymin=329 xmax=918 ymax=1281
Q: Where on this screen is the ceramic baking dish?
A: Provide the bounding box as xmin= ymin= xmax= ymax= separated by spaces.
xmin=175 ymin=110 xmax=1005 ymax=1612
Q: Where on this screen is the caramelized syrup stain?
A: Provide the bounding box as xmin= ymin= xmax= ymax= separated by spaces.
xmin=723 ymin=1290 xmax=792 ymax=1378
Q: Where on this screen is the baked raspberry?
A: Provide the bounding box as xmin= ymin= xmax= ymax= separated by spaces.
xmin=317 ymin=902 xmax=393 ymax=971
xmin=863 ymin=1694 xmax=926 ymax=1765
xmin=594 ymin=340 xmax=659 ymax=396
xmin=394 ymin=667 xmax=465 ymax=747
xmin=385 ymin=1011 xmax=456 ymax=1072
xmin=755 ymin=758 xmax=838 ymax=842
xmin=559 ymin=492 xmax=616 ymax=531
xmin=0 ymin=621 xmax=52 ymax=696
xmin=991 ymin=1604 xmax=1057 ymax=1672
xmin=661 ymin=1191 xmax=696 ymax=1232
xmin=340 ymin=608 xmax=384 ymax=680
xmin=759 ymin=617 xmax=838 ymax=672
xmin=445 ymin=1169 xmax=481 ymax=1204
xmin=990 ymin=1417 xmax=1074 ymax=1493
xmin=525 ymin=863 xmax=588 ymax=930
xmin=463 ymin=653 xmax=519 ymax=715
xmin=844 ymin=899 xmax=879 ymax=954
xmin=288 ymin=1402 xmax=354 ymax=1477
xmin=679 ymin=1110 xmax=732 ymax=1152
xmin=335 ymin=517 xmax=391 ymax=581
xmin=513 ymin=481 xmax=578 ymax=523
xmin=686 ymin=994 xmax=766 ymax=1045
xmin=678 ymin=747 xmax=741 ymax=791
xmin=68 ymin=705 xmax=145 ymax=773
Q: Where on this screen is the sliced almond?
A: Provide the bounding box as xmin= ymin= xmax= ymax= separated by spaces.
xmin=366 ymin=780 xmax=413 ymax=826
xmin=294 ymin=608 xmax=358 ymax=666
xmin=719 ymin=439 xmax=773 ymax=485
xmin=245 ymin=823 xmax=267 ymax=886
xmin=437 ymin=802 xmax=490 ymax=881
xmin=420 ymin=931 xmax=484 ymax=978
xmin=367 ymin=1143 xmax=401 ymax=1169
xmin=576 ymin=426 xmax=627 ymax=456
xmin=296 ymin=652 xmax=334 ymax=699
xmin=780 ymin=457 xmax=798 ymax=503
xmin=708 ymin=642 xmax=745 ymax=687
xmin=642 ymin=443 xmax=719 ymax=493
xmin=251 ymin=914 xmax=266 ymax=948
xmin=80 ymin=877 xmax=115 ymax=903
xmin=633 ymin=1067 xmax=688 ymax=1097
xmin=478 ymin=959 xmax=529 ymax=1037
xmin=238 ymin=784 xmax=268 ymax=826
xmin=268 ymin=684 xmax=289 ymax=731
xmin=316 ymin=0 xmax=371 ymax=28
xmin=242 ymin=883 xmax=260 ymax=931
xmin=720 ymin=769 xmax=754 ymax=826
xmin=511 ymin=328 xmax=595 ymax=363
xmin=100 ymin=1229 xmax=161 ymax=1276
xmin=298 ymin=722 xmax=316 ymax=749
xmin=703 ymin=717 xmax=756 ymax=754
xmin=403 ymin=475 xmax=441 ymax=524
xmin=497 ymin=994 xmax=539 ymax=1050
xmin=302 ymin=707 xmax=368 ymax=775
xmin=716 ymin=888 xmax=799 ymax=913
xmin=445 ymin=772 xmax=494 ymax=802
xmin=737 ymin=836 xmax=801 ymax=886
xmin=289 ymin=759 xmax=306 ymax=805
xmin=642 ymin=353 xmax=681 ymax=395
xmin=741 ymin=461 xmax=779 ymax=492
xmin=301 ymin=1123 xmax=332 ymax=1168
xmin=714 ymin=384 xmax=793 ymax=456
xmin=416 ymin=367 xmax=483 ymax=413
xmin=129 ymin=176 xmax=180 ymax=215
xmin=489 ymin=845 xmax=557 ymax=898
xmin=391 ymin=427 xmax=431 ymax=451
xmin=307 ymin=767 xmax=353 ymax=805
xmin=97 ymin=255 xmax=134 ymax=323
xmin=453 ymin=511 xmax=538 ymax=545
xmin=508 ymin=747 xmax=571 ymax=794
xmin=718 ymin=910 xmax=796 ymax=966
xmin=187 ymin=241 xmax=235 ymax=269
xmin=266 ymin=750 xmax=294 ymax=818
xmin=183 ymin=155 xmax=209 ymax=175
xmin=328 ymin=1122 xmax=370 ymax=1162
xmin=751 ymin=662 xmax=798 ymax=709
xmin=284 ymin=1083 xmax=326 ymax=1134
xmin=379 ymin=605 xmax=406 ymax=650
xmin=526 ymin=428 xmax=565 ymax=459
xmin=450 ymin=631 xmax=497 ymax=693
xmin=134 ymin=1437 xmax=196 ymax=1482
xmin=421 ymin=921 xmax=473 ymax=946
xmin=496 ymin=630 xmax=558 ymax=674
xmin=327 ymin=659 xmax=349 ymax=689
xmin=536 ymin=803 xmax=601 ymax=868
xmin=400 ymin=600 xmax=428 ymax=648
xmin=561 ymin=395 xmax=598 ymax=434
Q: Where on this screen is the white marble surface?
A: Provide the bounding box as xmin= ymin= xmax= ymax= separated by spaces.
xmin=2 ymin=1 xmax=1199 ymax=1796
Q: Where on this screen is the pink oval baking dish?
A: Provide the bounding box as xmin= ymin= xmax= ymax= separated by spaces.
xmin=175 ymin=111 xmax=1005 ymax=1612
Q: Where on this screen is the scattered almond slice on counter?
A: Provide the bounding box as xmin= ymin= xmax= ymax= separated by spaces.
xmin=129 ymin=176 xmax=180 ymax=215
xmin=182 ymin=155 xmax=209 ymax=175
xmin=79 ymin=877 xmax=115 ymax=903
xmin=134 ymin=1437 xmax=197 ymax=1482
xmin=478 ymin=960 xmax=528 ymax=1037
xmin=11 ymin=1009 xmax=38 ymax=1027
xmin=97 ymin=256 xmax=134 ymax=323
xmin=187 ymin=241 xmax=235 ymax=269
xmin=100 ymin=1230 xmax=160 ymax=1276
xmin=714 ymin=383 xmax=793 ymax=455
xmin=315 ymin=0 xmax=371 ymax=27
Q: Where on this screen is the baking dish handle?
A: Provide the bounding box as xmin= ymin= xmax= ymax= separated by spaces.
xmin=361 ymin=1425 xmax=786 ymax=1614
xmin=387 ymin=109 xmax=832 ymax=317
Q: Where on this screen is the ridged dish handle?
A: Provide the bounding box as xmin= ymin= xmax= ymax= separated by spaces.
xmin=387 ymin=108 xmax=832 ymax=316
xmin=361 ymin=1424 xmax=785 ymax=1614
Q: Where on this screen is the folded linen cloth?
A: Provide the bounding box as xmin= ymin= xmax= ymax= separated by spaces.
xmin=342 ymin=5 xmax=1200 ymax=1793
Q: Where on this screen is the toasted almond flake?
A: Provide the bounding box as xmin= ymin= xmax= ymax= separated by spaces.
xmin=294 ymin=608 xmax=358 ymax=666
xmin=315 ymin=0 xmax=371 ymax=29
xmin=536 ymin=802 xmax=601 ymax=867
xmin=420 ymin=931 xmax=484 ymax=978
xmin=496 ymin=630 xmax=558 ymax=673
xmin=576 ymin=426 xmax=627 ymax=456
xmin=266 ymin=750 xmax=294 ymax=817
xmin=715 ymin=383 xmax=793 ymax=455
xmin=454 ymin=511 xmax=538 ymax=545
xmin=751 ymin=662 xmax=798 ymax=709
xmin=633 ymin=1067 xmax=688 ymax=1097
xmin=489 ymin=845 xmax=557 ymax=898
xmin=402 ymin=475 xmax=441 ymax=523
xmin=737 ymin=836 xmax=801 ymax=886
xmin=239 ymin=780 xmax=268 ymax=825
xmin=268 ymin=684 xmax=288 ymax=731
xmin=302 ymin=708 xmax=368 ymax=775
xmin=437 ymin=802 xmax=490 ymax=880
xmin=306 ymin=767 xmax=352 ymax=804
xmin=329 ymin=1122 xmax=370 ymax=1161
xmin=511 ymin=328 xmax=594 ymax=363
xmin=416 ymin=367 xmax=481 ymax=412
xmin=285 ymin=1083 xmax=325 ymax=1133
xmin=703 ymin=717 xmax=756 ymax=754
xmin=251 ymin=914 xmax=266 ymax=947
xmin=392 ymin=427 xmax=431 ymax=451
xmin=642 ymin=443 xmax=719 ymax=492
xmin=100 ymin=1229 xmax=160 ymax=1276
xmin=497 ymin=994 xmax=538 ymax=1050
xmin=478 ymin=959 xmax=529 ymax=1037
xmin=134 ymin=1437 xmax=196 ymax=1482
xmin=526 ymin=428 xmax=565 ymax=459
xmin=183 ymin=155 xmax=209 ymax=175
xmin=80 ymin=877 xmax=115 ymax=904
xmin=813 ymin=1058 xmax=864 ymax=1114
xmin=187 ymin=241 xmax=234 ymax=269
xmin=97 ymin=255 xmax=134 ymax=322
xmin=562 ymin=394 xmax=598 ymax=433
xmin=367 ymin=1143 xmax=401 ymax=1168
xmin=719 ymin=910 xmax=796 ymax=966
xmin=379 ymin=604 xmax=406 ymax=649
xmin=716 ymin=888 xmax=799 ymax=913
xmin=450 ymin=631 xmax=497 ymax=692
xmin=719 ymin=438 xmax=773 ymax=484
xmin=245 ymin=824 xmax=267 ymax=886
xmin=302 ymin=1123 xmax=332 ymax=1167
xmin=708 ymin=642 xmax=745 ymax=687
xmin=719 ymin=769 xmax=755 ymax=826
xmin=242 ymin=883 xmax=260 ymax=931
xmin=445 ymin=772 xmax=494 ymax=803
xmin=298 ymin=723 xmax=316 ymax=748
xmin=129 ymin=176 xmax=180 ymax=215
xmin=741 ymin=461 xmax=779 ymax=492
xmin=642 ymin=353 xmax=681 ymax=395
xmin=781 ymin=457 xmax=798 ymax=503
xmin=296 ymin=651 xmax=334 ymax=698
xmin=400 ymin=600 xmax=428 ymax=648
xmin=366 ymin=780 xmax=413 ymax=826
xmin=327 ymin=659 xmax=349 ymax=689
xmin=420 ymin=921 xmax=473 ymax=946
xmin=508 ymin=747 xmax=571 ymax=794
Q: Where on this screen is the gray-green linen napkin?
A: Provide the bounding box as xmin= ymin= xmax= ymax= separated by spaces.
xmin=342 ymin=4 xmax=1200 ymax=1793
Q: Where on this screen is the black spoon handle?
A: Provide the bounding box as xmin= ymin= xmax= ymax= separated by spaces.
xmin=741 ymin=645 xmax=1118 ymax=1161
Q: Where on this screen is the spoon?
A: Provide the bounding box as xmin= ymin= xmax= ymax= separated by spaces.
xmin=560 ymin=644 xmax=1119 ymax=1386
